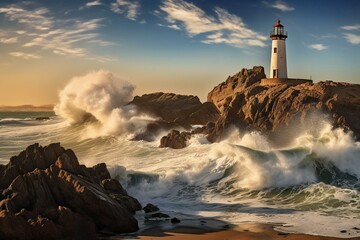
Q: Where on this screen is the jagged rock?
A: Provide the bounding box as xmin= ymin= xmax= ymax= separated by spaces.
xmin=102 ymin=178 xmax=128 ymax=195
xmin=35 ymin=117 xmax=50 ymax=121
xmin=143 ymin=203 xmax=160 ymax=213
xmin=150 ymin=213 xmax=170 ymax=219
xmin=208 ymin=66 xmax=266 ymax=113
xmin=159 ymin=130 xmax=191 ymax=149
xmin=110 ymin=193 xmax=142 ymax=214
xmin=0 ymin=143 xmax=140 ymax=239
xmin=102 ymin=179 xmax=142 ymax=214
xmin=93 ymin=163 xmax=111 ymax=181
xmin=192 ymin=122 xmax=215 ymax=135
xmin=131 ymin=120 xmax=185 ymax=142
xmin=207 ymin=66 xmax=360 ymax=143
xmin=55 ymin=149 xmax=80 ymax=174
xmin=171 ymin=217 xmax=181 ymax=224
xmin=129 ymin=93 xmax=220 ymax=142
xmin=129 ymin=92 xmax=220 ymax=127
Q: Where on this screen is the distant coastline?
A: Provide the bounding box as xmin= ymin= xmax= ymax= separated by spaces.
xmin=0 ymin=104 xmax=54 ymax=112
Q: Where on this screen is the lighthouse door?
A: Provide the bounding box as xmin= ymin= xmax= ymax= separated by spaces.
xmin=273 ymin=69 xmax=278 ymax=78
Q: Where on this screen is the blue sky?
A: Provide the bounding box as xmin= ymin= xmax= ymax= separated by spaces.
xmin=0 ymin=0 xmax=359 ymax=105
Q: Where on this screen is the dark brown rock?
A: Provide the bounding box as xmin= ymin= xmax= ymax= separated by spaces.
xmin=56 ymin=206 xmax=96 ymax=240
xmin=93 ymin=162 xmax=111 ymax=181
xmin=171 ymin=217 xmax=181 ymax=223
xmin=0 ymin=210 xmax=33 ymax=240
xmin=160 ymin=130 xmax=191 ymax=149
xmin=129 ymin=92 xmax=220 ymax=127
xmin=208 ymin=66 xmax=266 ymax=113
xmin=110 ymin=193 xmax=142 ymax=214
xmin=129 ymin=93 xmax=220 ymax=142
xmin=55 ymin=150 xmax=80 ymax=174
xmin=143 ymin=203 xmax=160 ymax=213
xmin=0 ymin=143 xmax=140 ymax=239
xmin=149 ymin=212 xmax=170 ymax=218
xmin=102 ymin=178 xmax=127 ymax=195
xmin=207 ymin=66 xmax=360 ymax=143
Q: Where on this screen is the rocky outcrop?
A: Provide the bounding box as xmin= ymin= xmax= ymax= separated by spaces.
xmin=129 ymin=92 xmax=220 ymax=143
xmin=159 ymin=130 xmax=191 ymax=149
xmin=208 ymin=66 xmax=266 ymax=113
xmin=207 ymin=66 xmax=360 ymax=142
xmin=129 ymin=92 xmax=220 ymax=126
xmin=143 ymin=203 xmax=160 ymax=213
xmin=0 ymin=143 xmax=140 ymax=240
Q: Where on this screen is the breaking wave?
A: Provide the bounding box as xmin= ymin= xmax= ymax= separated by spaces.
xmin=1 ymin=79 xmax=360 ymax=237
xmin=54 ymin=70 xmax=156 ymax=138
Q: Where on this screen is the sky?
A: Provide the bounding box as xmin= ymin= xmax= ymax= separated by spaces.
xmin=0 ymin=0 xmax=359 ymax=105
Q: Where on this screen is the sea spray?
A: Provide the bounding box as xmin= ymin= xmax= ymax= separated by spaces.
xmin=295 ymin=124 xmax=360 ymax=178
xmin=1 ymin=111 xmax=360 ymax=237
xmin=54 ymin=70 xmax=156 ymax=138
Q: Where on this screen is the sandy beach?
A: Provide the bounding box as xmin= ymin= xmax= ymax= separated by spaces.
xmin=134 ymin=223 xmax=360 ymax=240
xmin=98 ymin=219 xmax=360 ymax=240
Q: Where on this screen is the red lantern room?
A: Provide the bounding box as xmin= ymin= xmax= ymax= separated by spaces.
xmin=270 ymin=20 xmax=287 ymax=40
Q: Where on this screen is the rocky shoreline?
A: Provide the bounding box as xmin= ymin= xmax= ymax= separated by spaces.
xmin=0 ymin=143 xmax=141 ymax=239
xmin=0 ymin=143 xmax=187 ymax=239
xmin=1 ymin=66 xmax=359 ymax=238
xmin=130 ymin=66 xmax=360 ymax=148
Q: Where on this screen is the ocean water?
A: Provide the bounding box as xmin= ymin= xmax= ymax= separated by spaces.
xmin=1 ymin=111 xmax=360 ymax=238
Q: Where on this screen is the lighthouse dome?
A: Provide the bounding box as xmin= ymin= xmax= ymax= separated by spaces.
xmin=274 ymin=20 xmax=283 ymax=27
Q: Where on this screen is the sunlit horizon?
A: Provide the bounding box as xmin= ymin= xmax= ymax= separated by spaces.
xmin=1 ymin=0 xmax=359 ymax=105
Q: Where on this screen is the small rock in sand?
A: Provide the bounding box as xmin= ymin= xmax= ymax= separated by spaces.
xmin=143 ymin=203 xmax=160 ymax=213
xmin=150 ymin=213 xmax=170 ymax=218
xmin=171 ymin=218 xmax=181 ymax=224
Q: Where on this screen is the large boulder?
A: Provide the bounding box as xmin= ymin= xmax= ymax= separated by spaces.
xmin=208 ymin=66 xmax=266 ymax=113
xmin=159 ymin=130 xmax=191 ymax=149
xmin=129 ymin=92 xmax=220 ymax=126
xmin=0 ymin=143 xmax=140 ymax=239
xmin=129 ymin=93 xmax=220 ymax=142
xmin=207 ymin=66 xmax=360 ymax=142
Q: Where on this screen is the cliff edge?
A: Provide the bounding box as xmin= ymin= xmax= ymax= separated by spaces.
xmin=207 ymin=66 xmax=360 ymax=143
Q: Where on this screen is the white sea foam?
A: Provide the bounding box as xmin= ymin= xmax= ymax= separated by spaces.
xmin=54 ymin=70 xmax=156 ymax=138
xmin=1 ymin=108 xmax=360 ymax=238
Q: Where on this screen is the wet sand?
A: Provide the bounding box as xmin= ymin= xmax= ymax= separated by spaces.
xmin=113 ymin=222 xmax=360 ymax=240
xmin=136 ymin=224 xmax=359 ymax=240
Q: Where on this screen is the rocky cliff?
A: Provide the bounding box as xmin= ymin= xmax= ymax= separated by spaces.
xmin=0 ymin=143 xmax=141 ymax=240
xmin=207 ymin=66 xmax=360 ymax=143
xmin=129 ymin=92 xmax=220 ymax=126
xmin=128 ymin=92 xmax=220 ymax=141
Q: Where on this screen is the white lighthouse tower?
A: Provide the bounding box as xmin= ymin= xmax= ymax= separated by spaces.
xmin=270 ymin=20 xmax=288 ymax=78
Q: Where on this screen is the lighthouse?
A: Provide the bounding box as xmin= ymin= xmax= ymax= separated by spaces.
xmin=270 ymin=20 xmax=287 ymax=78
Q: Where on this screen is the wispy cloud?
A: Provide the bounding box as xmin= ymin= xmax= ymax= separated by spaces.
xmin=341 ymin=24 xmax=360 ymax=31
xmin=111 ymin=0 xmax=140 ymax=20
xmin=85 ymin=0 xmax=103 ymax=7
xmin=87 ymin=39 xmax=114 ymax=46
xmin=263 ymin=0 xmax=295 ymax=12
xmin=168 ymin=24 xmax=181 ymax=30
xmin=340 ymin=24 xmax=360 ymax=45
xmin=0 ymin=37 xmax=18 ymax=43
xmin=158 ymin=23 xmax=181 ymax=30
xmin=9 ymin=51 xmax=41 ymax=59
xmin=310 ymin=33 xmax=337 ymax=40
xmin=159 ymin=0 xmax=267 ymax=48
xmin=343 ymin=33 xmax=360 ymax=45
xmin=21 ymin=18 xmax=104 ymax=57
xmin=0 ymin=3 xmax=113 ymax=62
xmin=0 ymin=6 xmax=54 ymax=31
xmin=309 ymin=43 xmax=328 ymax=51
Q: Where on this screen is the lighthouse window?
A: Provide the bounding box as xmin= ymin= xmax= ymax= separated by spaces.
xmin=274 ymin=47 xmax=277 ymax=53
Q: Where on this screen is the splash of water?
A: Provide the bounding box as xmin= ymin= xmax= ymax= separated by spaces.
xmin=54 ymin=70 xmax=156 ymax=138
